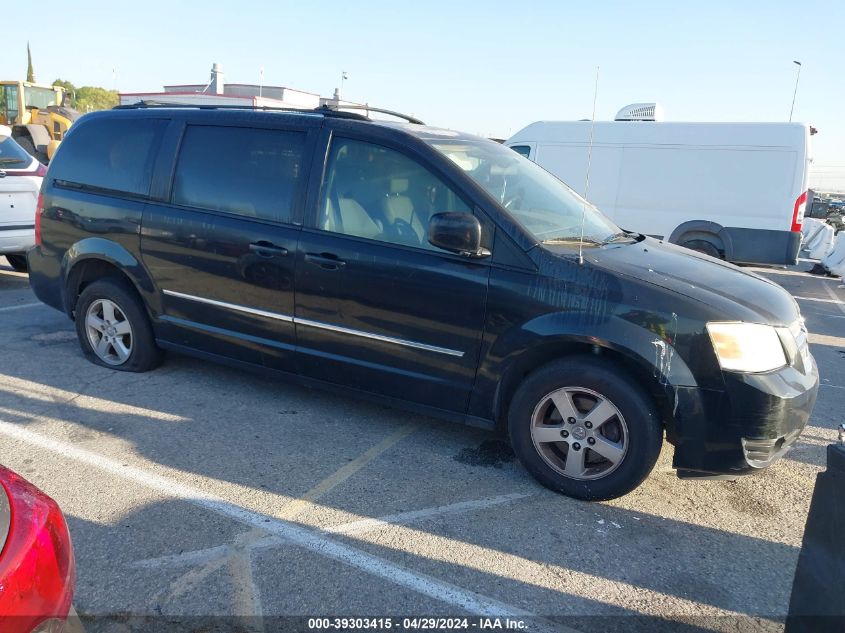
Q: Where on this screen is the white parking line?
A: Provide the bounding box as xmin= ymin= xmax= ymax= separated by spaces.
xmin=793 ymin=295 xmax=845 ymax=305
xmin=327 ymin=494 xmax=531 ymax=535
xmin=0 ymin=302 xmax=41 ymax=313
xmin=808 ymin=333 xmax=845 ymax=348
xmin=0 ymin=419 xmax=538 ymax=618
xmin=132 ymin=494 xmax=531 ymax=567
xmin=822 ymin=283 xmax=845 ymax=316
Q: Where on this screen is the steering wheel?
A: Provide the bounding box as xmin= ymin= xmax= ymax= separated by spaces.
xmin=387 ymin=218 xmax=421 ymax=245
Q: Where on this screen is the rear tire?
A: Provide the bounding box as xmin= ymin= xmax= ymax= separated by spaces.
xmin=4 ymin=253 xmax=28 ymax=272
xmin=681 ymin=239 xmax=722 ymax=259
xmin=508 ymin=357 xmax=663 ymax=501
xmin=74 ymin=278 xmax=163 ymax=372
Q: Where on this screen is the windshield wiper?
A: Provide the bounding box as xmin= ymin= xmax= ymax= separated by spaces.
xmin=0 ymin=158 xmax=27 ymax=165
xmin=542 ymin=236 xmax=603 ymax=245
xmin=601 ymin=231 xmax=636 ymax=244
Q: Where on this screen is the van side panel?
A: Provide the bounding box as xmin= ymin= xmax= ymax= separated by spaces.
xmin=615 ymin=146 xmax=798 ymax=238
xmin=532 ymin=145 xmax=622 ymax=222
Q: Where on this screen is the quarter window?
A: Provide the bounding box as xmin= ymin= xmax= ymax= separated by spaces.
xmin=510 ymin=145 xmax=532 ymax=159
xmin=49 ymin=117 xmax=165 ymax=196
xmin=173 ymin=125 xmax=306 ymax=224
xmin=318 ymin=138 xmax=471 ymax=250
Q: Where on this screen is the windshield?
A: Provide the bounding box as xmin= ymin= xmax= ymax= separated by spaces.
xmin=426 ymin=136 xmax=621 ymax=245
xmin=0 ymin=135 xmax=33 ymax=169
xmin=23 ymin=86 xmax=58 ymax=110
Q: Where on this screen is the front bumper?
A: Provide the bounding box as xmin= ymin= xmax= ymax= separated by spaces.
xmin=671 ymin=356 xmax=819 ymax=476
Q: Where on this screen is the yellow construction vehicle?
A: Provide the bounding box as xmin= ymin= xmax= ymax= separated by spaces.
xmin=0 ymin=81 xmax=80 ymax=163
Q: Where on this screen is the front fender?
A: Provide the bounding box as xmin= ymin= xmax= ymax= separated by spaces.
xmin=61 ymin=237 xmax=157 ymax=315
xmin=470 ymin=309 xmax=712 ymax=440
xmin=500 ymin=310 xmax=696 ymax=384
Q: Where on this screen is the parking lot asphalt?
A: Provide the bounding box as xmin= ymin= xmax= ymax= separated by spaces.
xmin=1 ymin=255 xmax=843 ymax=633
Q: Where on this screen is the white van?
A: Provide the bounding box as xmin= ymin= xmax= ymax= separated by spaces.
xmin=506 ymin=114 xmax=811 ymax=265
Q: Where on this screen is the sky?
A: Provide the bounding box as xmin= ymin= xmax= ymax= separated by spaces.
xmin=4 ymin=0 xmax=844 ymax=189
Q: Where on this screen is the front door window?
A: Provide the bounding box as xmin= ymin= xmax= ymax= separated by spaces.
xmin=318 ymin=137 xmax=472 ymax=251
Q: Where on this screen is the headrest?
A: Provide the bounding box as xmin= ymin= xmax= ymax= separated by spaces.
xmin=390 ymin=178 xmax=409 ymax=195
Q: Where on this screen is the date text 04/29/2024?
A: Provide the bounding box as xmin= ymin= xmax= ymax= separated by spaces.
xmin=307 ymin=617 xmax=529 ymax=630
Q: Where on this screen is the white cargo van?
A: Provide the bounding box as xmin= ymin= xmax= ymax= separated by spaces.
xmin=507 ymin=110 xmax=811 ymax=265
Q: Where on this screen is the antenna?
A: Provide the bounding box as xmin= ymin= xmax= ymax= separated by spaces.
xmin=578 ymin=66 xmax=600 ymax=265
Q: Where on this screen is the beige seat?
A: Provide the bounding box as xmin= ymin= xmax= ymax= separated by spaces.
xmin=324 ymin=197 xmax=382 ymax=239
xmin=382 ymin=178 xmax=424 ymax=241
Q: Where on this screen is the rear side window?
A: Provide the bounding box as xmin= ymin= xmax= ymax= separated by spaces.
xmin=172 ymin=125 xmax=306 ymax=224
xmin=50 ymin=117 xmax=165 ymax=196
xmin=0 ymin=135 xmax=34 ymax=169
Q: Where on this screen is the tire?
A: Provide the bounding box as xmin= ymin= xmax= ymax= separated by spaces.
xmin=681 ymin=239 xmax=721 ymax=259
xmin=508 ymin=356 xmax=663 ymax=501
xmin=74 ymin=278 xmax=163 ymax=372
xmin=4 ymin=253 xmax=28 ymax=272
xmin=12 ymin=133 xmax=48 ymax=165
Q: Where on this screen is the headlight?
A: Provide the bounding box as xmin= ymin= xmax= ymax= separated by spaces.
xmin=706 ymin=322 xmax=787 ymax=373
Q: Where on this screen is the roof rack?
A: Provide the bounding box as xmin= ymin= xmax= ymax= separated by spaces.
xmin=113 ymin=100 xmax=424 ymax=124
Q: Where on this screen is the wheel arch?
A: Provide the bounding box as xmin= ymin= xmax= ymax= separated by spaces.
xmin=668 ymin=220 xmax=734 ymax=259
xmin=490 ymin=325 xmax=696 ymax=445
xmin=12 ymin=124 xmax=52 ymax=155
xmin=62 ymin=238 xmax=157 ymax=319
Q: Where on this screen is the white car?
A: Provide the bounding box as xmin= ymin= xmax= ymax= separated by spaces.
xmin=1 ymin=124 xmax=46 ymax=272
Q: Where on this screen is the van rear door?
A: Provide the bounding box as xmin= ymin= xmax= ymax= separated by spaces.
xmin=141 ymin=118 xmax=318 ymax=372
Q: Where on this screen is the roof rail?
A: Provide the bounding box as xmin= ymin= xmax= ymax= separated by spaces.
xmin=113 ymin=100 xmax=369 ymax=120
xmin=113 ymin=100 xmax=423 ymax=124
xmin=318 ymin=104 xmax=425 ymax=125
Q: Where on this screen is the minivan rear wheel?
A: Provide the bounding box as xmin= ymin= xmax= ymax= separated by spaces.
xmin=508 ymin=357 xmax=663 ymax=500
xmin=74 ymin=279 xmax=162 ymax=372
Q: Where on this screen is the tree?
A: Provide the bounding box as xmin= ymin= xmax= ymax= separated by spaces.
xmin=75 ymin=86 xmax=118 ymax=112
xmin=51 ymin=79 xmax=118 ymax=112
xmin=26 ymin=43 xmax=35 ymax=82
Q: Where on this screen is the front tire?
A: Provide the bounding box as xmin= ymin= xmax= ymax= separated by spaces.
xmin=4 ymin=253 xmax=28 ymax=272
xmin=74 ymin=279 xmax=163 ymax=372
xmin=508 ymin=357 xmax=663 ymax=501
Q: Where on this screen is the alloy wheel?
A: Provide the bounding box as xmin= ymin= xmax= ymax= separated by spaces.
xmin=530 ymin=387 xmax=629 ymax=480
xmin=85 ymin=299 xmax=133 ymax=366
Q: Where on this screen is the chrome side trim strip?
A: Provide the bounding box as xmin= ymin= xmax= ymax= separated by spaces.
xmin=295 ymin=317 xmax=465 ymax=357
xmin=162 ymin=290 xmax=464 ymax=358
xmin=162 ymin=289 xmax=294 ymax=323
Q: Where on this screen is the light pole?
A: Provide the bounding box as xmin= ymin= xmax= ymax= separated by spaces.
xmin=789 ymin=60 xmax=801 ymax=122
xmin=340 ymin=71 xmax=348 ymax=102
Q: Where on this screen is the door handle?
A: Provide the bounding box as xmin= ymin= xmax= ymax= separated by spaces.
xmin=304 ymin=252 xmax=347 ymax=270
xmin=249 ymin=241 xmax=289 ymax=257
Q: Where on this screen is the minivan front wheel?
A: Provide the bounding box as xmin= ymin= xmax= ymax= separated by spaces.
xmin=508 ymin=357 xmax=662 ymax=500
xmin=75 ymin=279 xmax=162 ymax=372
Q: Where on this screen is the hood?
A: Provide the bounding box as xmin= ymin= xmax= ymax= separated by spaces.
xmin=560 ymin=237 xmax=800 ymax=325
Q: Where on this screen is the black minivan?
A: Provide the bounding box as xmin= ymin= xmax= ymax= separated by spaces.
xmin=27 ymin=105 xmax=819 ymax=500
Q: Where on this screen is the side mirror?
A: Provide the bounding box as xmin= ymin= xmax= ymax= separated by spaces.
xmin=427 ymin=212 xmax=491 ymax=258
